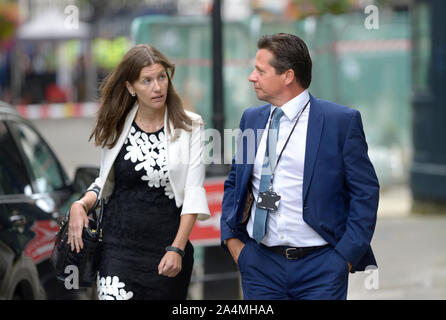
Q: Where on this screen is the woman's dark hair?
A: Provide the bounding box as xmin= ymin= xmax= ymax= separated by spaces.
xmin=90 ymin=44 xmax=192 ymax=149
xmin=257 ymin=33 xmax=312 ymax=89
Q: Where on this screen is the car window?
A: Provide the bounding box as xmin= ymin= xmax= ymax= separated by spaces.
xmin=7 ymin=120 xmax=65 ymax=193
xmin=0 ymin=121 xmax=33 ymax=195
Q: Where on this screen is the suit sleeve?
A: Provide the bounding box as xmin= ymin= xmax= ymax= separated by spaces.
xmin=220 ymin=111 xmax=247 ymax=246
xmin=335 ymin=110 xmax=380 ymax=268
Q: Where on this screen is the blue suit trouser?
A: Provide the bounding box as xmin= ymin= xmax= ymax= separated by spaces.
xmin=237 ymin=238 xmax=349 ymax=300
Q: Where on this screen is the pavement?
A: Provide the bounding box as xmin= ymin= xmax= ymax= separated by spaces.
xmin=32 ymin=118 xmax=446 ymax=300
xmin=347 ymin=185 xmax=446 ymax=300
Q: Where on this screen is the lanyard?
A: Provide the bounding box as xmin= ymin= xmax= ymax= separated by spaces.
xmin=266 ymin=99 xmax=310 ymax=191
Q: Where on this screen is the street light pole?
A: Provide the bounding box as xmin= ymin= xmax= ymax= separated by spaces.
xmin=207 ymin=0 xmax=228 ymax=177
xmin=203 ymin=0 xmax=241 ymax=300
xmin=212 ymin=0 xmax=224 ymax=137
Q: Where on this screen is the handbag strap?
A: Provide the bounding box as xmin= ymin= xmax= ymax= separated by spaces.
xmin=97 ymin=198 xmax=104 ymax=231
xmin=90 ymin=198 xmax=104 ymax=232
xmin=67 ymin=195 xmax=104 ymax=232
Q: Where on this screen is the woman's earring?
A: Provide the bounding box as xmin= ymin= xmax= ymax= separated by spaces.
xmin=131 ymin=92 xmax=136 ymax=97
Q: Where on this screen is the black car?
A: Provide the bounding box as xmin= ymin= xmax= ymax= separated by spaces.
xmin=0 ymin=101 xmax=98 ymax=299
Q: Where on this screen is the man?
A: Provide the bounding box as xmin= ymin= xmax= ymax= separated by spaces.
xmin=220 ymin=33 xmax=379 ymax=300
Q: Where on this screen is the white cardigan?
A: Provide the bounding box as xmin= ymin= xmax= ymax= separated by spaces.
xmin=87 ymin=104 xmax=210 ymax=221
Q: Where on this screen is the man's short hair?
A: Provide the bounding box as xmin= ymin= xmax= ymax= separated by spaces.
xmin=257 ymin=33 xmax=312 ymax=89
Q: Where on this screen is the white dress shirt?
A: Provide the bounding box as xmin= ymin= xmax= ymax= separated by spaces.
xmin=247 ymin=90 xmax=328 ymax=247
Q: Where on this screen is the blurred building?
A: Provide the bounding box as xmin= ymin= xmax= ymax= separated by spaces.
xmin=11 ymin=0 xmax=92 ymax=104
xmin=0 ymin=1 xmax=19 ymax=103
xmin=410 ymin=0 xmax=446 ymax=208
xmin=4 ymin=0 xmax=415 ymax=105
xmin=9 ymin=0 xmax=180 ymax=104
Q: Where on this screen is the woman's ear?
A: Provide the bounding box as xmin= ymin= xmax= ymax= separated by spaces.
xmin=125 ymin=81 xmax=136 ymax=96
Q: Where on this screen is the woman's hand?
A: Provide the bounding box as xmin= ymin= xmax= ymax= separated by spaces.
xmin=67 ymin=201 xmax=89 ymax=253
xmin=158 ymin=251 xmax=182 ymax=278
xmin=158 ymin=213 xmax=197 ymax=278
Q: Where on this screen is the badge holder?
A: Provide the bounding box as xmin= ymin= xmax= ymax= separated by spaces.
xmin=256 ymin=189 xmax=281 ymax=212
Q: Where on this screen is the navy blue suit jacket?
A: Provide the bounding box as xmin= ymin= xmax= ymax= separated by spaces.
xmin=220 ymin=94 xmax=379 ymax=272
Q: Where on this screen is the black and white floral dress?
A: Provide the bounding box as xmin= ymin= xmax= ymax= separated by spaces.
xmin=97 ymin=121 xmax=194 ymax=300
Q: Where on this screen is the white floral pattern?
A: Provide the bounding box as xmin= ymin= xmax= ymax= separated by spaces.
xmin=97 ymin=275 xmax=134 ymax=300
xmin=124 ymin=125 xmax=175 ymax=199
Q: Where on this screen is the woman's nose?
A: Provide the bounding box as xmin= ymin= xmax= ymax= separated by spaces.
xmin=153 ymin=80 xmax=161 ymax=91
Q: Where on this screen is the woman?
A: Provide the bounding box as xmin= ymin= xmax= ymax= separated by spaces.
xmin=67 ymin=44 xmax=210 ymax=300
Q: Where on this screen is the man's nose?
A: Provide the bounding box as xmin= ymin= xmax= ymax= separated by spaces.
xmin=248 ymin=70 xmax=257 ymax=82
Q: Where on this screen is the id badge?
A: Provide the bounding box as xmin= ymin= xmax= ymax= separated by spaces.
xmin=256 ymin=190 xmax=281 ymax=212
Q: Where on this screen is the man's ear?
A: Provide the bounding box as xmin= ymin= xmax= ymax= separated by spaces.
xmin=284 ymin=69 xmax=295 ymax=86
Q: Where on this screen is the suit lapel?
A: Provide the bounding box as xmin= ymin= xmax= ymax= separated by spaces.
xmin=241 ymin=104 xmax=271 ymax=190
xmin=254 ymin=104 xmax=271 ymax=154
xmin=303 ymin=94 xmax=324 ymax=202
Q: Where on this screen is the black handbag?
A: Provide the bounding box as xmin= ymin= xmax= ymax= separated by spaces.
xmin=50 ymin=199 xmax=103 ymax=288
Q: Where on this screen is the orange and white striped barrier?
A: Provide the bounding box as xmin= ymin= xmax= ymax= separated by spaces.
xmin=332 ymin=39 xmax=411 ymax=53
xmin=15 ymin=102 xmax=100 ymax=119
